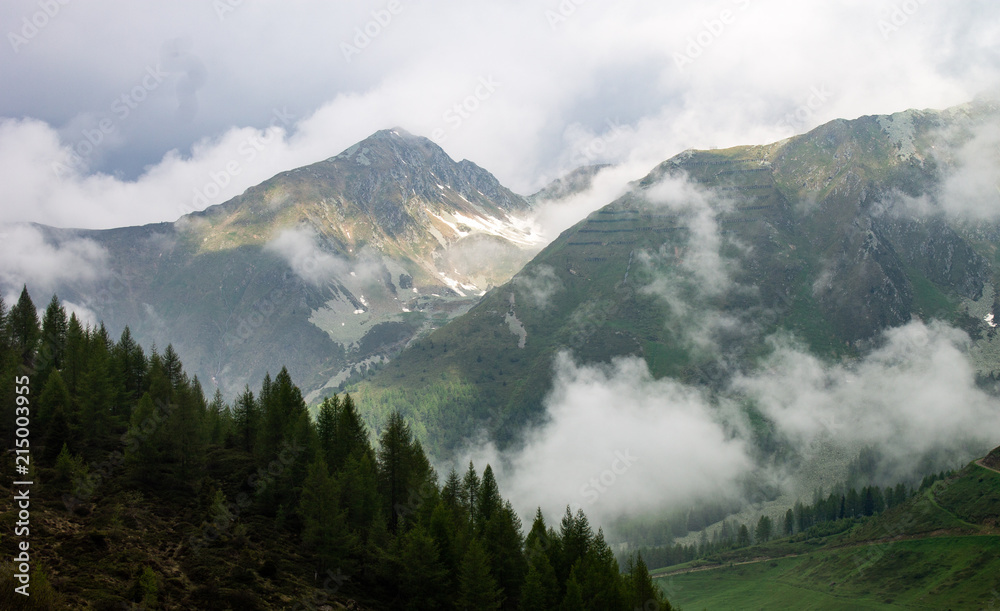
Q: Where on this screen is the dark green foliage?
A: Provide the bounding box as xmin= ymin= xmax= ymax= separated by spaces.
xmin=755 ymin=515 xmax=773 ymax=543
xmin=397 ymin=525 xmax=448 ymax=610
xmin=9 ymin=288 xmax=672 ymax=610
xmin=8 ymin=285 xmax=40 ymax=369
xmin=300 ymin=457 xmax=357 ymax=573
xmin=478 ymin=464 xmax=502 ymax=530
xmin=38 ymin=294 xmax=68 ymax=387
xmin=458 ymin=538 xmax=502 ymax=610
xmin=559 ymin=569 xmax=584 ymax=611
xmin=231 ymin=385 xmax=259 ymax=452
xmin=624 ymin=553 xmax=671 ymax=611
xmin=111 ymin=326 xmax=147 ymax=418
xmin=738 ymin=524 xmax=751 ymax=547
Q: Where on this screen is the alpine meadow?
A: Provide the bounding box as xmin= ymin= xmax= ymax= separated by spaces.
xmin=1 ymin=1 xmax=1000 ymax=609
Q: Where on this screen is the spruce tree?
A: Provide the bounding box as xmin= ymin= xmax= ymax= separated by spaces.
xmin=484 ymin=501 xmax=526 ymax=610
xmin=737 ymin=524 xmax=750 ymax=547
xmin=125 ymin=393 xmax=161 ymax=482
xmin=112 ymin=326 xmax=147 ymax=418
xmin=478 ymin=464 xmax=502 ymax=530
xmin=377 ymin=411 xmax=427 ymax=533
xmin=37 ymin=369 xmax=71 ymax=436
xmin=63 ymin=314 xmax=86 ymax=397
xmin=558 ymin=507 xmax=593 ymax=584
xmin=457 ymin=538 xmax=501 ymax=610
xmin=560 ymin=568 xmax=584 ymax=611
xmin=316 ymin=394 xmax=339 ymax=467
xmin=232 ymin=386 xmax=259 ymax=453
xmin=8 ymin=285 xmax=40 ymax=370
xmin=625 ymin=553 xmax=671 ymax=611
xmin=38 ymin=294 xmax=68 ymax=386
xmin=300 ymin=457 xmax=357 ymax=573
xmin=462 ymin=461 xmax=481 ymax=530
xmin=397 ymin=524 xmax=448 ymax=610
xmin=755 ymin=515 xmax=773 ymax=543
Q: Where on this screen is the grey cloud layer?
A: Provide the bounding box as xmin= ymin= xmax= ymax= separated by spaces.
xmin=0 ymin=0 xmax=997 ymax=229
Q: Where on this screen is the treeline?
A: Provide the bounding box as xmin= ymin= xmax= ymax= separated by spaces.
xmin=634 ymin=477 xmax=936 ymax=571
xmin=0 ymin=287 xmax=671 ymax=610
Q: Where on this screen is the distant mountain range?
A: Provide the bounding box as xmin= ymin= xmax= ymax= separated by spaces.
xmin=23 ymin=129 xmax=548 ymax=401
xmin=355 ymin=99 xmax=1000 ymax=454
xmin=14 ymin=100 xmax=1000 ymax=458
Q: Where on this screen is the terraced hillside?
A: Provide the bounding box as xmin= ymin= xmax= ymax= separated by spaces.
xmin=356 ymin=100 xmax=1000 ymax=454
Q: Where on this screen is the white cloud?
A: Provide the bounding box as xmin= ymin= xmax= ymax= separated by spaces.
xmin=264 ymin=226 xmax=349 ymax=287
xmin=0 ymin=224 xmax=108 ymax=294
xmin=0 ymin=0 xmax=995 ymax=231
xmin=736 ymin=320 xmax=1000 ymax=479
xmin=456 ymin=352 xmax=752 ymax=525
xmin=458 ymin=319 xmax=1000 ymax=530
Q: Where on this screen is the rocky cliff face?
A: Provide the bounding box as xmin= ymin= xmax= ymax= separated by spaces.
xmin=28 ymin=129 xmax=543 ymax=401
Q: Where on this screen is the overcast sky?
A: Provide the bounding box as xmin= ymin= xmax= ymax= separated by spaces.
xmin=1 ymin=0 xmax=998 ymax=229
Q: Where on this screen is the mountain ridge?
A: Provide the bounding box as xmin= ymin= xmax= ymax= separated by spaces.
xmin=355 ymin=99 xmax=1000 ymax=454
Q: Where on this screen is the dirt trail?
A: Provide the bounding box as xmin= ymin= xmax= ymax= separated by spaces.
xmin=976 ymin=459 xmax=1000 ymax=475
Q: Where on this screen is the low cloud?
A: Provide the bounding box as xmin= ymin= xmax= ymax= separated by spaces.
xmin=0 ymin=224 xmax=109 ymax=296
xmin=455 ymin=352 xmax=752 ymax=525
xmin=513 ymin=264 xmax=563 ymax=310
xmin=457 ymin=319 xmax=1000 ymax=531
xmin=737 ymin=320 xmax=1000 ymax=482
xmin=937 ymin=120 xmax=1000 ymax=220
xmin=264 ymin=226 xmax=350 ymax=287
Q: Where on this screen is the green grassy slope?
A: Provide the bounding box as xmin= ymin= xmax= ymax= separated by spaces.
xmin=654 ymin=459 xmax=1000 ymax=610
xmin=357 ymin=104 xmax=1000 ymax=456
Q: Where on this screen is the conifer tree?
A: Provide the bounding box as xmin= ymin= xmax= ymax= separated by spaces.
xmin=232 ymin=385 xmax=259 ymax=453
xmin=80 ymin=327 xmax=115 ymax=449
xmin=478 ymin=464 xmax=502 ymax=530
xmin=9 ymin=285 xmax=40 ymax=369
xmin=737 ymin=524 xmax=750 ymax=547
xmin=377 ymin=411 xmax=425 ymax=533
xmin=125 ymin=393 xmax=162 ymax=482
xmin=625 ymin=553 xmax=671 ymax=611
xmin=558 ymin=507 xmax=593 ymax=583
xmin=457 ymin=538 xmax=501 ymax=610
xmin=37 ymin=369 xmax=71 ymax=436
xmin=520 ymin=563 xmax=548 ymax=611
xmin=112 ymin=326 xmax=147 ymax=418
xmin=755 ymin=515 xmax=773 ymax=543
xmin=397 ymin=524 xmax=448 ymax=610
xmin=338 ymin=451 xmax=380 ymax=533
xmin=581 ymin=528 xmax=627 ymax=610
xmin=300 ymin=457 xmax=357 ymax=573
xmin=334 ymin=393 xmax=371 ymax=468
xmin=484 ymin=501 xmax=527 ymax=610
xmin=560 ymin=568 xmax=584 ymax=611
xmin=38 ymin=294 xmax=68 ymax=386
xmin=63 ymin=314 xmax=86 ymax=398
xmin=462 ymin=461 xmax=481 ymax=530
xmin=316 ymin=394 xmax=339 ymax=466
